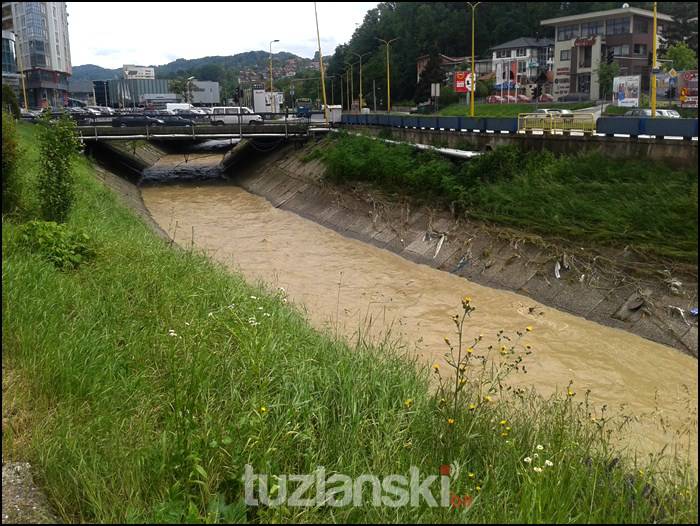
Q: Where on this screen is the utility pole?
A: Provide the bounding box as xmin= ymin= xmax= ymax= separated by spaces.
xmin=651 ymin=1 xmax=657 ymax=118
xmin=340 ymin=73 xmax=344 ymax=110
xmin=350 ymin=52 xmax=370 ymax=111
xmin=377 ymin=37 xmax=399 ymax=112
xmin=467 ymin=2 xmax=481 ymax=117
xmin=314 ymin=2 xmax=329 ymax=125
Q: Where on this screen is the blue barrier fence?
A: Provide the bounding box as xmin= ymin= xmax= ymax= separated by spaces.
xmin=340 ymin=114 xmax=699 ymax=140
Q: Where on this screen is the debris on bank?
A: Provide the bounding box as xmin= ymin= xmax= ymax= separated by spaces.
xmin=2 ymin=462 xmax=60 ymax=524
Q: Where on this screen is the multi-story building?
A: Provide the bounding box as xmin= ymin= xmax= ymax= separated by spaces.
xmin=2 ymin=1 xmax=72 ymax=108
xmin=490 ymin=37 xmax=553 ymax=87
xmin=2 ymin=29 xmax=21 ymax=98
xmin=541 ymin=5 xmax=673 ymax=100
xmin=122 ymin=64 xmax=155 ymax=80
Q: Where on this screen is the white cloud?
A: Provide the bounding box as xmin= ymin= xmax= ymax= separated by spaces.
xmin=66 ymin=2 xmax=377 ymax=68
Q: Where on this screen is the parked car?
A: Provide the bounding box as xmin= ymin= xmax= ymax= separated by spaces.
xmin=145 ymin=112 xmax=195 ymax=126
xmin=210 ymin=106 xmax=263 ymax=125
xmin=111 ymin=115 xmax=166 ymax=127
xmin=624 ymin=109 xmax=652 ymax=117
xmin=537 ymin=93 xmax=554 ymax=103
xmin=516 ymin=94 xmax=532 ymax=103
xmin=485 ymin=95 xmax=504 ymax=103
xmin=84 ymin=107 xmax=103 ymax=116
xmin=534 ymin=108 xmax=574 ymax=116
xmin=657 ymin=109 xmax=681 ymax=118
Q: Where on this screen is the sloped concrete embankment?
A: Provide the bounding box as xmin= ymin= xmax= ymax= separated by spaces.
xmin=231 ymin=143 xmax=698 ymax=356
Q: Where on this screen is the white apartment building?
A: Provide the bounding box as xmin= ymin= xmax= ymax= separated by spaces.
xmin=122 ymin=64 xmax=155 ymax=80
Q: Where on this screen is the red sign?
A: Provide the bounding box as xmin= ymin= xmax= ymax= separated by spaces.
xmin=454 ymin=71 xmax=471 ymax=93
xmin=574 ymin=36 xmax=596 ymax=47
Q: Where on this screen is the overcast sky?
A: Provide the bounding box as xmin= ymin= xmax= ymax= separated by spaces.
xmin=66 ymin=2 xmax=378 ymax=68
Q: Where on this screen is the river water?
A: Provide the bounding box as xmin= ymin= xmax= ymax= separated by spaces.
xmin=141 ymin=166 xmax=698 ymax=464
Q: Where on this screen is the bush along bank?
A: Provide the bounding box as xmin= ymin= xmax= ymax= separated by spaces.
xmin=2 ymin=121 xmax=698 ymax=523
xmin=317 ymin=133 xmax=698 ymax=264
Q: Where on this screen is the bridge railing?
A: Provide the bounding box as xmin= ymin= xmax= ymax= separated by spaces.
xmin=517 ymin=113 xmax=596 ymax=134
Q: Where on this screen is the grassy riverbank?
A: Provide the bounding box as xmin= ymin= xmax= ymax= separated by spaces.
xmin=2 ymin=122 xmax=697 ymax=523
xmin=316 ymin=133 xmax=698 ymax=263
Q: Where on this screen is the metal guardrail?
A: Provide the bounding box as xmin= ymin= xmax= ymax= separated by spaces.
xmin=517 ymin=113 xmax=596 ymax=134
xmin=340 ymin=114 xmax=699 ymax=140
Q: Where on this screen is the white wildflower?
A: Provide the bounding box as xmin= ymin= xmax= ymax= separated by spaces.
xmin=545 ymin=460 xmax=554 ymax=467
xmin=258 ymin=306 xmax=264 ymax=310
xmin=533 ymin=466 xmax=543 ymax=473
xmin=533 ymin=453 xmax=539 ymax=459
xmin=250 ymin=295 xmax=257 ymax=300
xmin=168 ymin=329 xmax=177 ymax=337
xmin=263 ymin=312 xmax=271 ymax=317
xmin=523 ymin=457 xmax=532 ymax=464
xmin=536 ymin=444 xmax=544 ymax=451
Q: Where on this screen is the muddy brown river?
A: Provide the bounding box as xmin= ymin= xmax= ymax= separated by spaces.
xmin=141 ymin=176 xmax=698 ymax=465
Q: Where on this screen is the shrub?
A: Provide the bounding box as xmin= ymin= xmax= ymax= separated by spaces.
xmin=2 ymin=110 xmax=21 ymax=214
xmin=2 ymin=84 xmax=20 ymax=119
xmin=37 ymin=113 xmax=82 ymax=222
xmin=15 ymin=220 xmax=96 ymax=270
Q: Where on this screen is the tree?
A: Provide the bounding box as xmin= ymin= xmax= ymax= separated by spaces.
xmin=414 ymin=54 xmax=444 ymax=102
xmin=596 ymin=62 xmax=620 ymax=100
xmin=663 ymin=42 xmax=698 ymax=71
xmin=168 ymin=77 xmax=203 ymax=103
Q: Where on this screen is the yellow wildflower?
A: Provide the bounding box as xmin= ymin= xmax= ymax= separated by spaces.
xmin=444 ymin=337 xmax=451 ymax=346
xmin=476 ymin=485 xmax=482 ymax=492
xmin=260 ymin=406 xmax=268 ymax=413
xmin=404 ymin=399 xmax=414 ymax=409
xmin=468 ymin=472 xmax=475 ymax=479
xmin=483 ymin=396 xmax=492 ymax=403
xmin=433 ymin=363 xmax=440 ymax=372
xmin=467 ymin=347 xmax=474 ymax=354
xmin=567 ymin=388 xmax=575 ymax=397
xmin=499 ymin=419 xmax=508 ymax=426
xmin=468 ymin=403 xmax=476 ymax=411
xmin=447 ymin=418 xmax=455 ymax=425
xmin=526 ymin=325 xmax=533 ymax=332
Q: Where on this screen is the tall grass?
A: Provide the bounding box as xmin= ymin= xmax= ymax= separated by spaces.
xmin=319 ymin=133 xmax=698 ymax=262
xmin=2 ymin=123 xmax=697 ymax=523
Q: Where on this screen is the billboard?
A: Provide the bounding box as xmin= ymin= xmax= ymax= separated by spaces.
xmin=612 ymin=75 xmax=641 ymax=107
xmin=679 ymin=70 xmax=698 ymax=108
xmin=454 ymin=71 xmax=474 ymax=93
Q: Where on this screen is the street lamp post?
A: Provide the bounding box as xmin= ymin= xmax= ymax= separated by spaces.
xmin=651 ymin=1 xmax=657 ymax=118
xmin=186 ymin=76 xmax=195 ymax=104
xmin=350 ymin=52 xmax=370 ymax=111
xmin=269 ymin=39 xmax=280 ymax=113
xmin=346 ymin=62 xmax=356 ymax=110
xmin=467 ymin=2 xmax=481 ymax=117
xmin=377 ymin=37 xmax=399 ymax=113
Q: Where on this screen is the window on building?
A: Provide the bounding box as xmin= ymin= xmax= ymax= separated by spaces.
xmin=517 ymin=60 xmax=527 ymax=73
xmin=517 ymin=47 xmax=526 ymax=57
xmin=633 ymin=43 xmax=647 ymax=55
xmin=557 ymin=24 xmax=579 ymax=41
xmin=580 ymin=21 xmax=602 ymax=37
xmin=496 ymin=49 xmax=508 ymax=58
xmin=560 ymin=49 xmax=570 ymax=61
xmin=633 ymin=18 xmax=649 ymax=33
xmin=612 ymin=45 xmax=630 ymax=56
xmin=578 ymin=46 xmax=592 ymax=68
xmin=606 ymin=17 xmax=630 ymax=35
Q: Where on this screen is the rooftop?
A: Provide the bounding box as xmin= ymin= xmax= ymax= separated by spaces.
xmin=491 ymin=37 xmax=554 ymax=51
xmin=541 ymin=6 xmax=673 ymax=26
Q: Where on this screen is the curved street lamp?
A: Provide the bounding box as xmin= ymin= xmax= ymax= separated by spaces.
xmin=350 ymin=51 xmax=370 ymax=111
xmin=377 ymin=37 xmax=399 ymax=112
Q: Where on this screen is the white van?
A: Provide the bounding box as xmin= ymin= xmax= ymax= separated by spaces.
xmin=210 ymin=107 xmax=263 ymax=125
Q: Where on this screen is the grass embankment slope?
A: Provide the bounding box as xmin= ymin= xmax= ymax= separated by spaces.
xmin=316 ymin=133 xmax=698 ymax=263
xmin=2 ymin=123 xmax=697 ymax=523
xmin=438 ymin=102 xmax=593 ymax=117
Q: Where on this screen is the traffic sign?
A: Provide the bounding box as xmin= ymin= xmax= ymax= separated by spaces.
xmin=668 ymin=68 xmax=678 ymax=78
